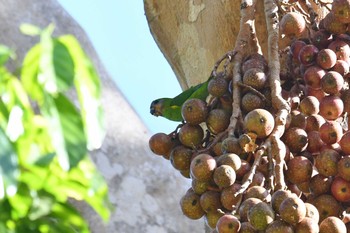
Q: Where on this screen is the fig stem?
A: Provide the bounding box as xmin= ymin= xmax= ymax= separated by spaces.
xmin=264 ymin=0 xmax=290 ymax=190
xmin=228 ymin=0 xmax=259 ymax=138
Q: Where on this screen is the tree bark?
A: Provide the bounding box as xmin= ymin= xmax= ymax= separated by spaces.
xmin=144 ymin=0 xmax=327 ymax=89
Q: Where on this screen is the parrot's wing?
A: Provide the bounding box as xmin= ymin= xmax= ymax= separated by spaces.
xmin=170 ymin=77 xmax=211 ymax=106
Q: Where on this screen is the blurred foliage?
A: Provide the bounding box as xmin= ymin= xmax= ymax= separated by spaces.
xmin=0 ymin=24 xmax=111 ymax=232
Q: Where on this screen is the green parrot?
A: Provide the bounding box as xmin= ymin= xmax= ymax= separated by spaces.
xmin=150 ymin=78 xmax=211 ymax=122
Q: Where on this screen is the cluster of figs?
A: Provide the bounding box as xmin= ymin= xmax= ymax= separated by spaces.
xmin=149 ymin=1 xmax=350 ymax=232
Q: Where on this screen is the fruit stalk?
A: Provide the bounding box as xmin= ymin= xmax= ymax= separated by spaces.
xmin=264 ymin=0 xmax=290 ymax=190
xmin=228 ymin=0 xmax=259 ymax=137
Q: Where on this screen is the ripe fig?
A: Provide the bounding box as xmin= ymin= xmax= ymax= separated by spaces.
xmin=338 ymin=155 xmax=350 ymax=181
xmin=317 ymin=48 xmax=337 ymax=69
xmin=271 ymin=189 xmax=293 ymax=214
xmin=307 ymin=130 xmax=324 ymax=153
xmin=321 ymin=71 xmax=344 ymax=95
xmin=279 ymin=195 xmax=307 ymax=225
xmin=216 ymin=214 xmax=241 ymax=233
xmin=213 ymin=165 xmax=236 ymax=189
xmin=298 ymin=44 xmax=319 ymax=66
xmin=306 ymin=114 xmax=326 ymax=132
xmin=332 ymin=0 xmax=350 ymax=23
xmin=286 ymin=156 xmax=313 ymax=184
xmin=328 ymin=39 xmax=350 ymax=61
xmin=312 ymin=29 xmax=332 ymax=49
xmin=331 ymin=59 xmax=349 ymax=75
xmin=265 ymin=220 xmax=294 ymax=233
xmin=216 ymin=153 xmax=242 ymax=171
xmin=319 ymin=95 xmax=344 ymax=120
xmin=319 ymin=120 xmax=343 ymax=145
xmin=303 ymin=65 xmax=326 ymax=89
xmin=319 ymin=216 xmax=347 ymax=233
xmin=206 ymin=109 xmax=230 ymax=135
xmin=311 ymin=194 xmax=342 ymax=222
xmin=283 ymin=127 xmax=308 ymax=153
xmin=340 ymin=132 xmax=350 ymax=154
xmin=205 ymin=210 xmax=224 ymax=229
xmin=248 ymin=202 xmax=275 ymax=231
xmin=310 ymin=174 xmax=333 ymax=196
xmin=294 ymin=217 xmax=319 ymax=233
xmin=178 ymin=123 xmax=204 ymax=148
xmin=331 ymin=176 xmax=350 ymax=202
xmin=280 ymin=12 xmax=306 ymax=38
xmin=170 ymin=145 xmax=193 ymax=171
xmin=220 ymin=183 xmax=242 ymax=211
xmin=315 ymin=149 xmax=341 ymax=177
xmin=190 ymin=153 xmax=217 ymax=182
xmin=242 ymin=68 xmax=267 ymax=90
xmin=305 ymin=202 xmax=320 ymax=223
xmin=244 ymin=109 xmax=275 ymax=139
xmin=208 ymin=75 xmax=228 ymax=97
xmin=241 ymin=92 xmax=265 ymax=113
xmin=181 ymin=98 xmax=208 ymax=125
xmin=244 ymin=186 xmax=271 ymax=202
xmin=239 ymin=197 xmax=262 ymax=222
xmin=291 ymin=40 xmax=307 ymax=61
xmin=199 ymin=190 xmax=223 ymax=213
xmin=180 ymin=188 xmax=205 ymax=220
xmin=299 ymin=96 xmax=320 ymax=116
xmin=149 ymin=132 xmax=175 ymax=156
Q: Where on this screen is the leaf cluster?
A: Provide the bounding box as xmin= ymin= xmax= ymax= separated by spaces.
xmin=0 ymin=24 xmax=111 ymax=232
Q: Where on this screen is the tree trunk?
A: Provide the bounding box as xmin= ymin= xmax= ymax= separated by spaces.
xmin=144 ymin=0 xmax=327 ymax=88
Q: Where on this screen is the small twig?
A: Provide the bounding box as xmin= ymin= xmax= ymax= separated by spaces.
xmin=303 ymin=0 xmax=319 ymax=30
xmin=168 ymin=123 xmax=184 ymax=137
xmin=237 ymin=82 xmax=272 ymax=106
xmin=266 ymin=141 xmax=275 ymax=192
xmin=211 ymin=50 xmax=237 ymax=77
xmin=234 ymin=145 xmax=266 ymax=196
xmin=196 ymin=130 xmax=228 ymax=154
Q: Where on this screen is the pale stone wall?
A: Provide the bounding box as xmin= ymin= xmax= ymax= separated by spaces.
xmin=0 ymin=1 xmax=204 ymax=232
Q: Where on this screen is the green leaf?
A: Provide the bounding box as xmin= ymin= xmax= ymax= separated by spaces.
xmin=41 ymin=93 xmax=87 ymax=170
xmin=0 ymin=45 xmax=15 ymax=66
xmin=28 ymin=190 xmax=55 ymax=220
xmin=68 ymin=158 xmax=112 ymax=221
xmin=57 ymin=35 xmax=105 ymax=150
xmin=41 ymin=94 xmax=69 ymax=170
xmin=21 ymin=43 xmax=43 ymax=100
xmin=20 ymin=23 xmax=42 ymax=36
xmin=38 ymin=24 xmax=58 ymax=94
xmin=21 ymin=26 xmax=75 ymax=100
xmin=8 ymin=183 xmax=32 ymax=219
xmin=52 ymin=40 xmax=75 ymax=90
xmin=0 ymin=128 xmax=19 ymax=197
xmin=50 ymin=202 xmax=90 ymax=233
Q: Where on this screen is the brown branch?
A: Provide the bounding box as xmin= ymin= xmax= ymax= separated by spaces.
xmin=228 ymin=0 xmax=259 ymax=138
xmin=267 ymin=141 xmax=275 ymax=191
xmin=264 ymin=0 xmax=290 ymax=191
xmin=234 ymin=145 xmax=267 ymax=196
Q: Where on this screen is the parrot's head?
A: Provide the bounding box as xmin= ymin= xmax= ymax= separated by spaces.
xmin=150 ymin=98 xmax=164 ymax=117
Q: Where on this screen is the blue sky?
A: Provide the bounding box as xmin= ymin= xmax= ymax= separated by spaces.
xmin=57 ymin=1 xmax=182 ymax=134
